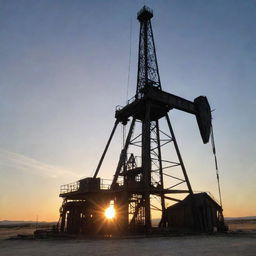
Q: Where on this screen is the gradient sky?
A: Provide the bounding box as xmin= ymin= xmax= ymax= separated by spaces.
xmin=0 ymin=0 xmax=255 ymax=221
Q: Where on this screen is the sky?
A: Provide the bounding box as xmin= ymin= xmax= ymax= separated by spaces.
xmin=0 ymin=0 xmax=255 ymax=221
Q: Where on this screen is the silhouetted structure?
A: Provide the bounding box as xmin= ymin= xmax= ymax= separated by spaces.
xmin=57 ymin=6 xmax=225 ymax=236
xmin=166 ymin=193 xmax=224 ymax=232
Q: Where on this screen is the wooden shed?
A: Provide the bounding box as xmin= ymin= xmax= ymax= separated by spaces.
xmin=165 ymin=193 xmax=226 ymax=232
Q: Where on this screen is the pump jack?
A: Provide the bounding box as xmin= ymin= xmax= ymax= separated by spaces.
xmin=57 ymin=6 xmax=225 ymax=235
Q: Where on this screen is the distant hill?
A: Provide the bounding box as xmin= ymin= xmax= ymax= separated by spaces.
xmin=0 ymin=220 xmax=57 ymax=227
xmin=225 ymin=216 xmax=256 ymax=221
xmin=1 ymin=217 xmax=255 ymax=227
xmin=152 ymin=217 xmax=256 ymax=223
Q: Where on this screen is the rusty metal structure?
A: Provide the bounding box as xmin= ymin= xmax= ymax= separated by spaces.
xmin=57 ymin=6 xmax=224 ymax=235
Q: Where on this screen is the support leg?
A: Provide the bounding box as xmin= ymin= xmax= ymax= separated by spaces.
xmin=93 ymin=120 xmax=119 ymax=178
xmin=156 ymin=120 xmax=166 ymax=227
xmin=165 ymin=114 xmax=193 ymax=194
xmin=142 ymin=103 xmax=152 ymax=230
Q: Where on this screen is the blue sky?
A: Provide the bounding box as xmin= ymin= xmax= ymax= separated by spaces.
xmin=0 ymin=0 xmax=255 ymax=220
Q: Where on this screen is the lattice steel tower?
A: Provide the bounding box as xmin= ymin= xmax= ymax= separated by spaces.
xmin=59 ymin=6 xmax=213 ymax=234
xmin=93 ymin=6 xmax=212 ymax=231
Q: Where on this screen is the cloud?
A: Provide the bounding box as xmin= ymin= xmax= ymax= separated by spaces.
xmin=0 ymin=148 xmax=79 ymax=179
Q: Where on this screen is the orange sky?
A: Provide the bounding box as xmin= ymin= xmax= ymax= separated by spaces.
xmin=1 ymin=1 xmax=256 ymax=222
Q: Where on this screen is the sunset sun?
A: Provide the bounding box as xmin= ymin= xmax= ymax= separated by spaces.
xmin=104 ymin=205 xmax=115 ymax=220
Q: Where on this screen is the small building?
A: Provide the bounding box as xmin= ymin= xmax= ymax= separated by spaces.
xmin=165 ymin=193 xmax=226 ymax=233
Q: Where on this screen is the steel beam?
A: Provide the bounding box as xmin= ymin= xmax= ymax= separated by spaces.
xmin=93 ymin=120 xmax=119 ymax=178
xmin=111 ymin=118 xmax=136 ymax=189
xmin=142 ymin=102 xmax=152 ymax=229
xmin=165 ymin=114 xmax=193 ymax=195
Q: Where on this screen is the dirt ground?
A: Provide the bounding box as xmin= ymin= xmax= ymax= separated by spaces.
xmin=0 ymin=233 xmax=255 ymax=256
xmin=226 ymin=219 xmax=256 ymax=232
xmin=0 ymin=221 xmax=256 ymax=256
xmin=0 ymin=227 xmax=37 ymax=240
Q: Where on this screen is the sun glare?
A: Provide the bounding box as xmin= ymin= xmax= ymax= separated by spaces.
xmin=105 ymin=205 xmax=115 ymax=219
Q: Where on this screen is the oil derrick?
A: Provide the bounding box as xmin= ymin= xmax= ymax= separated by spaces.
xmin=106 ymin=6 xmax=196 ymax=231
xmin=58 ymin=6 xmax=225 ymax=235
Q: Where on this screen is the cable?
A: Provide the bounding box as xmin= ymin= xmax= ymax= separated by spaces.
xmin=123 ymin=17 xmax=132 ymax=153
xmin=210 ymin=125 xmax=223 ymax=208
xmin=126 ymin=17 xmax=132 ymax=104
xmin=123 ymin=124 xmax=126 ymax=148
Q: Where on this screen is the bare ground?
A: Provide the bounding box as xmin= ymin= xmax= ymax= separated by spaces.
xmin=0 ymin=221 xmax=256 ymax=256
xmin=0 ymin=233 xmax=256 ymax=256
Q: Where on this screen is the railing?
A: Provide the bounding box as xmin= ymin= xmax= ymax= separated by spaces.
xmin=100 ymin=179 xmax=124 ymax=189
xmin=60 ymin=178 xmax=117 ymax=194
xmin=100 ymin=179 xmax=112 ymax=190
xmin=127 ymin=96 xmax=136 ymax=105
xmin=115 ymin=96 xmax=137 ymax=112
xmin=115 ymin=105 xmax=123 ymax=111
xmin=60 ymin=181 xmax=79 ymax=194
